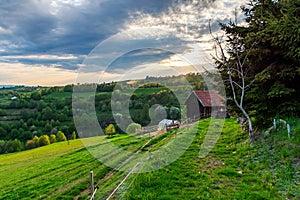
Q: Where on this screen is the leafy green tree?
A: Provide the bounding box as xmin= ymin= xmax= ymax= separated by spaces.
xmin=5 ymin=139 xmax=23 ymax=153
xmin=33 ymin=135 xmax=39 ymax=146
xmin=44 ymin=122 xmax=52 ymax=133
xmin=30 ymin=91 xmax=41 ymax=100
xmin=50 ymin=134 xmax=56 ymax=143
xmin=26 ymin=140 xmax=37 ymax=149
xmin=126 ymin=123 xmax=142 ymax=134
xmin=51 ymin=128 xmax=58 ymax=135
xmin=10 ymin=129 xmax=19 ymax=140
xmin=38 ymin=135 xmax=50 ymax=146
xmin=105 ymin=124 xmax=116 ymax=137
xmin=0 ymin=109 xmax=6 ymax=116
xmin=215 ymin=0 xmax=300 ymax=128
xmin=42 ymin=107 xmax=55 ymax=121
xmin=70 ymin=131 xmax=76 ymax=140
xmin=0 ymin=140 xmax=6 ymax=153
xmin=0 ymin=127 xmax=7 ymax=139
xmin=56 ymin=131 xmax=67 ymax=142
xmin=27 ymin=118 xmax=34 ymax=126
xmin=63 ymin=84 xmax=73 ymax=92
xmin=169 ymin=106 xmax=180 ymax=120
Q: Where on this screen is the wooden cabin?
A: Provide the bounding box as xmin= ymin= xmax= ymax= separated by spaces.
xmin=185 ymin=90 xmax=226 ymax=120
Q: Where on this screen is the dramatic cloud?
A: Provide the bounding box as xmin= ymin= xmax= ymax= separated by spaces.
xmin=0 ymin=0 xmax=247 ymax=85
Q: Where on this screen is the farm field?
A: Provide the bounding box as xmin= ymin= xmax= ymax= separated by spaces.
xmin=0 ymin=133 xmax=152 ymax=200
xmin=0 ymin=118 xmax=299 ymax=199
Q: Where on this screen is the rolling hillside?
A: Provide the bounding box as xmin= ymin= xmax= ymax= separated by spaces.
xmin=0 ymin=118 xmax=299 ymax=199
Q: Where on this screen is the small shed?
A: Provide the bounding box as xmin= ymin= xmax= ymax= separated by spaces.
xmin=185 ymin=90 xmax=226 ymax=119
xmin=158 ymin=119 xmax=180 ymax=131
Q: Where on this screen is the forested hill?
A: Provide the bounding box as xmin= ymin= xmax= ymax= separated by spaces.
xmin=0 ymin=73 xmax=206 ymax=153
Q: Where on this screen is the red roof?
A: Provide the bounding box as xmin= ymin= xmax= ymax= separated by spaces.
xmin=193 ymin=90 xmax=224 ymax=107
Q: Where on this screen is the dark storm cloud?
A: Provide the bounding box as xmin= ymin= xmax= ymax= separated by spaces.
xmin=0 ymin=0 xmax=174 ymax=55
xmin=0 ymin=0 xmax=174 ymax=68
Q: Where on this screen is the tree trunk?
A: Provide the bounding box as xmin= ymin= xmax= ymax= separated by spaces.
xmin=238 ymin=105 xmax=253 ymax=139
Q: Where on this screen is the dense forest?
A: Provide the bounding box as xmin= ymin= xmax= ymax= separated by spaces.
xmin=216 ymin=0 xmax=300 ymax=128
xmin=0 ymin=73 xmax=206 ymax=153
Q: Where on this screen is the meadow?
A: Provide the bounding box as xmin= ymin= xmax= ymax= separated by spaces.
xmin=0 ymin=118 xmax=299 ymax=199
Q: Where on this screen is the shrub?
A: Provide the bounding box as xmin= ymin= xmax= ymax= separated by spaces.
xmin=126 ymin=123 xmax=142 ymax=134
xmin=56 ymin=131 xmax=67 ymax=142
xmin=70 ymin=131 xmax=76 ymax=140
xmin=38 ymin=135 xmax=50 ymax=146
xmin=33 ymin=136 xmax=39 ymax=147
xmin=26 ymin=140 xmax=37 ymax=149
xmin=5 ymin=139 xmax=23 ymax=153
xmin=105 ymin=124 xmax=116 ymax=137
xmin=50 ymin=134 xmax=56 ymax=143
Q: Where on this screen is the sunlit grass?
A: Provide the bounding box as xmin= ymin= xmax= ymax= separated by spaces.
xmin=1 ymin=118 xmax=299 ymax=199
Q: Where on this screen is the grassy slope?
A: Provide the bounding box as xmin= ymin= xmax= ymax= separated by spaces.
xmin=0 ymin=134 xmax=149 ymax=200
xmin=0 ymin=138 xmax=107 ymax=200
xmin=123 ymin=118 xmax=299 ymax=200
xmin=0 ymin=118 xmax=299 ymax=200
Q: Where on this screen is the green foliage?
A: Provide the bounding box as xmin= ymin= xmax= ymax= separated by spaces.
xmin=49 ymin=134 xmax=56 ymax=143
xmin=30 ymin=91 xmax=41 ymax=100
xmin=126 ymin=123 xmax=142 ymax=134
xmin=44 ymin=122 xmax=52 ymax=132
xmin=32 ymin=136 xmax=39 ymax=146
xmin=4 ymin=139 xmax=23 ymax=153
xmin=26 ymin=139 xmax=37 ymax=149
xmin=38 ymin=135 xmax=50 ymax=146
xmin=219 ymin=0 xmax=300 ymax=127
xmin=169 ymin=106 xmax=180 ymax=120
xmin=0 ymin=109 xmax=6 ymax=116
xmin=70 ymin=131 xmax=76 ymax=140
xmin=0 ymin=140 xmax=6 ymax=153
xmin=105 ymin=124 xmax=116 ymax=137
xmin=56 ymin=131 xmax=67 ymax=142
xmin=63 ymin=84 xmax=73 ymax=92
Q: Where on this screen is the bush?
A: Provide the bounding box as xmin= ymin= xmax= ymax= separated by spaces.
xmin=33 ymin=136 xmax=39 ymax=147
xmin=56 ymin=131 xmax=67 ymax=142
xmin=50 ymin=134 xmax=56 ymax=143
xmin=126 ymin=123 xmax=142 ymax=134
xmin=5 ymin=139 xmax=23 ymax=153
xmin=26 ymin=140 xmax=37 ymax=149
xmin=105 ymin=124 xmax=116 ymax=137
xmin=70 ymin=131 xmax=76 ymax=140
xmin=38 ymin=135 xmax=50 ymax=146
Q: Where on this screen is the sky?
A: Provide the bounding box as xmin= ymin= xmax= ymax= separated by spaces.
xmin=0 ymin=0 xmax=246 ymax=86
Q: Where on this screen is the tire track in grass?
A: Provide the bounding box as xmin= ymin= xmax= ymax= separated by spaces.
xmin=75 ymin=136 xmax=153 ymax=199
xmin=76 ymin=131 xmax=168 ymax=199
xmin=104 ymin=124 xmax=197 ymax=200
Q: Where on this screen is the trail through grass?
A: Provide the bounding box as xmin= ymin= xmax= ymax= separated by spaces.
xmin=1 ymin=118 xmax=299 ymax=199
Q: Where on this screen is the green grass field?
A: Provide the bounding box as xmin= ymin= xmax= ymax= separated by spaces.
xmin=0 ymin=118 xmax=299 ymax=199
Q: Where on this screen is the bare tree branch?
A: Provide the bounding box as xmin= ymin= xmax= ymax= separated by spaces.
xmin=210 ymin=20 xmax=255 ymax=139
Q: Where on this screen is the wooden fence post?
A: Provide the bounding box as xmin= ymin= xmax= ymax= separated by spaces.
xmin=90 ymin=171 xmax=94 ymax=200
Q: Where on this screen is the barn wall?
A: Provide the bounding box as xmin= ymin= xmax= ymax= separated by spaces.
xmin=186 ymin=94 xmax=203 ymax=120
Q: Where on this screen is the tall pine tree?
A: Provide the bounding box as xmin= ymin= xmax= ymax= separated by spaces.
xmin=218 ymin=0 xmax=300 ymax=128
